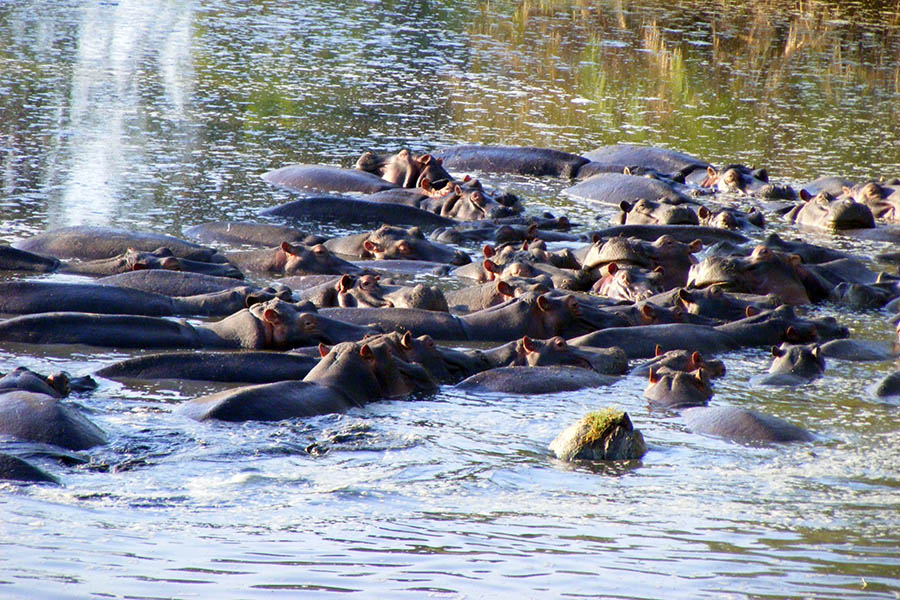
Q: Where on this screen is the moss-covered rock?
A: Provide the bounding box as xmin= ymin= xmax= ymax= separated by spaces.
xmin=549 ymin=408 xmax=647 ymax=462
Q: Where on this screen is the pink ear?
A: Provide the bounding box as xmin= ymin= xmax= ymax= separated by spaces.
xmin=521 ymin=336 xmax=536 ymax=353
xmin=318 ymin=343 xmax=330 ymax=357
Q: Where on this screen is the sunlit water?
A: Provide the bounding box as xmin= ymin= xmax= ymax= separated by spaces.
xmin=1 ymin=0 xmax=900 ymax=598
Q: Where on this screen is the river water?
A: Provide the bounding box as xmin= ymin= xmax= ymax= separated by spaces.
xmin=1 ymin=0 xmax=899 ymax=598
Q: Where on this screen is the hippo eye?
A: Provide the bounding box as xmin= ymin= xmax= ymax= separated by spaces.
xmin=470 ymin=191 xmax=485 ymax=207
xmin=396 ymin=242 xmax=411 ymax=254
xmin=724 ymin=170 xmax=739 ymax=185
xmin=710 ymin=286 xmax=723 ymax=297
xmin=553 ymin=337 xmax=566 ymax=349
xmin=313 ymin=245 xmax=328 ymax=256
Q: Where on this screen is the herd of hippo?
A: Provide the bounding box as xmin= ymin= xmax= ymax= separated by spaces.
xmin=3 ymin=142 xmax=900 ymax=482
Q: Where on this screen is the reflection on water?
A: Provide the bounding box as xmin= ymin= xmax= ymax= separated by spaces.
xmin=1 ymin=0 xmax=900 ymax=598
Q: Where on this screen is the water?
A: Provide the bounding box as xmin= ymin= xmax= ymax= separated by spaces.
xmin=1 ymin=0 xmax=900 ymax=597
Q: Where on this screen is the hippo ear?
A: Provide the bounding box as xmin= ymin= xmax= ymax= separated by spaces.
xmin=363 ymin=239 xmax=382 ymax=254
xmin=521 ymin=336 xmax=536 ymax=353
xmin=648 ymin=368 xmax=660 ymax=384
xmin=338 ymin=274 xmax=354 ymax=293
xmin=771 ymin=345 xmax=784 ymax=357
xmin=842 ymin=185 xmax=853 ymax=197
xmin=607 ymin=262 xmax=618 ymax=275
xmin=799 ymin=189 xmax=812 ymax=202
xmin=483 ymin=259 xmax=499 ymax=278
xmin=408 ymin=226 xmax=423 ymax=239
xmin=653 ymin=265 xmax=665 ymax=275
xmin=654 ymin=344 xmax=664 ymax=357
xmin=263 ymin=308 xmax=282 ymax=325
xmin=677 ymin=288 xmax=691 ymax=303
xmin=702 ymin=166 xmax=717 ymax=187
xmin=641 ymin=304 xmax=655 ymax=319
xmin=785 ymin=325 xmax=802 ymax=342
xmin=619 ymin=200 xmax=633 ymax=213
xmin=462 ymin=176 xmax=471 ymax=183
xmin=697 ymin=206 xmax=710 ymax=219
xmin=496 ymin=280 xmax=514 ymax=298
xmin=245 ymin=293 xmax=265 ymax=308
xmin=592 ymin=232 xmax=602 ymax=244
xmin=689 ymin=239 xmax=703 ymax=253
xmin=359 ymin=344 xmax=375 ymax=361
xmin=694 ymin=368 xmax=706 ymax=383
xmin=526 ymin=223 xmax=538 ymax=239
xmin=536 ymin=294 xmax=551 ymax=312
xmin=812 ymin=345 xmax=821 ymax=359
xmin=152 ymin=247 xmax=175 ymax=257
xmin=401 ymin=330 xmax=414 ymax=349
xmin=318 ymin=343 xmax=330 ymax=358
xmin=690 ymin=351 xmax=702 ymax=369
xmin=482 ymin=244 xmax=495 ymax=258
xmin=752 ymin=168 xmax=768 ymax=182
xmin=421 ymin=178 xmax=433 ymax=192
xmin=622 ymin=166 xmax=632 ymax=176
xmin=280 ymin=241 xmax=297 ymax=255
xmin=745 ymin=305 xmax=760 ymax=317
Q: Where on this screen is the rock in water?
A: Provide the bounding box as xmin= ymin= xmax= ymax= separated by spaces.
xmin=549 ymin=408 xmax=647 ymax=461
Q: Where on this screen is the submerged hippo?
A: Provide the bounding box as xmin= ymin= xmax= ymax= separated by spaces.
xmin=179 ymin=340 xmax=436 ymax=422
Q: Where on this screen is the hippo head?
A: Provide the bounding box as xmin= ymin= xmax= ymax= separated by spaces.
xmin=435 ymin=180 xmax=519 ymax=220
xmin=768 ymin=343 xmax=825 ymax=379
xmin=279 ymin=241 xmax=362 ymax=275
xmin=592 ymin=263 xmax=666 ymax=302
xmin=644 ymin=367 xmax=713 ymax=410
xmin=617 ymin=198 xmax=699 ymax=226
xmin=248 ymin=298 xmax=327 ymax=349
xmin=361 ymin=225 xmax=471 ymax=265
xmin=519 ymin=336 xmax=595 ymax=371
xmin=791 ymin=190 xmax=875 ymax=230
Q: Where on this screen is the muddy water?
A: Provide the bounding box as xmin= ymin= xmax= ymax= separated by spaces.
xmin=1 ymin=1 xmax=899 ymax=598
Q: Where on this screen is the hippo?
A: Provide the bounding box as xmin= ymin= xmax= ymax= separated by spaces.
xmin=362 ymin=330 xmax=489 ymax=384
xmin=818 ymin=338 xmax=896 ymax=362
xmin=431 ymin=220 xmax=583 ymax=246
xmin=96 ymin=270 xmax=254 ymax=297
xmin=697 ymin=205 xmax=765 ymax=230
xmin=785 ymin=191 xmax=875 ymax=231
xmin=801 ymin=176 xmax=856 ymax=197
xmin=667 ymin=286 xmax=778 ymax=323
xmin=549 ymin=408 xmax=647 ymax=462
xmin=477 ymin=335 xmax=627 ymax=375
xmin=681 ymin=406 xmax=814 ymax=443
xmin=687 ymin=245 xmax=815 ymax=305
xmin=0 ymin=245 xmax=61 ymax=272
xmin=13 ymin=226 xmax=227 ymax=263
xmin=321 ymin=291 xmax=620 ymax=343
xmin=564 ymin=172 xmax=694 ymax=206
xmin=841 ymin=181 xmax=900 ymax=222
xmin=752 ymin=343 xmax=825 ymax=386
xmin=579 ymin=144 xmax=709 ymax=178
xmin=0 ymin=298 xmax=376 ymax=350
xmin=355 ymin=149 xmax=453 ymax=189
xmin=759 ymin=232 xmax=852 ymax=264
xmin=592 ymin=263 xmax=666 ymax=302
xmin=363 ymin=178 xmax=521 ymax=220
xmin=59 ymin=247 xmax=244 ymax=278
xmin=298 ymin=274 xmax=449 ymax=311
xmin=614 ymin=198 xmax=699 ymax=226
xmin=644 ymin=368 xmax=713 ymax=410
xmin=630 ymin=347 xmax=726 ymax=379
xmin=698 ymin=165 xmax=796 ymax=199
xmin=444 ymin=277 xmax=552 ymax=313
xmin=570 ymin=305 xmax=843 ymax=359
xmin=0 ymin=281 xmax=291 ymax=318
xmin=455 ymin=365 xmax=617 ymax=394
xmin=226 ymin=241 xmax=364 ymax=276
xmin=178 ymin=340 xmax=436 ymax=422
xmin=0 ymin=453 xmax=60 ymax=484
xmin=430 ymin=145 xmax=590 ymax=178
xmin=261 ymin=164 xmax=398 ymax=194
xmin=261 ymin=195 xmax=457 ymax=228
xmin=323 ymin=225 xmax=470 ymax=265
xmin=95 ymin=351 xmax=319 ymax=383
xmin=581 ymin=234 xmax=702 ymax=290
xmin=590 ymin=224 xmax=748 ymax=246
xmin=184 ymin=221 xmax=327 ymax=248
xmin=0 ymin=391 xmax=107 ymax=451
